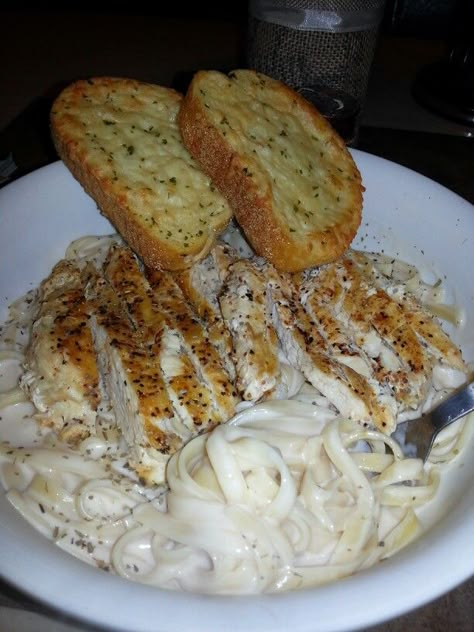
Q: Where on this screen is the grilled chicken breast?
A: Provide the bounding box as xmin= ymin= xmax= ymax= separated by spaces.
xmin=146 ymin=266 xmax=239 ymax=421
xmin=103 ymin=246 xmax=219 ymax=436
xmin=348 ymin=250 xmax=466 ymax=372
xmin=298 ymin=273 xmax=398 ymax=431
xmin=21 ymin=260 xmax=99 ymax=444
xmin=262 ymin=262 xmax=397 ymax=429
xmin=22 ymin=231 xmax=467 ymax=477
xmin=302 ymin=258 xmax=434 ymax=412
xmin=86 ymin=273 xmax=186 ymax=484
xmin=104 ymin=244 xmax=238 ymax=427
xmin=173 ymin=243 xmax=237 ymax=379
xmin=219 ymin=258 xmax=282 ymax=401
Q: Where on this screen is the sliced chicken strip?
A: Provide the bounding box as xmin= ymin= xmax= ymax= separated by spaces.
xmin=311 ymin=258 xmax=432 ymax=410
xmin=103 ymin=246 xmax=205 ymax=434
xmin=146 ymin=265 xmax=239 ymax=421
xmin=219 ymin=258 xmax=281 ymax=401
xmin=300 ymin=284 xmax=373 ymax=377
xmin=86 ymin=274 xmax=186 ymax=485
xmin=174 ymin=243 xmax=237 ymax=379
xmin=103 ymin=245 xmax=232 ymax=431
xmin=21 ymin=260 xmax=99 ymax=444
xmin=263 ymin=266 xmax=378 ymax=424
xmin=348 ymin=250 xmax=467 ymax=372
xmin=212 ymin=242 xmax=238 ymax=282
xmin=299 ymin=274 xmax=398 ymax=430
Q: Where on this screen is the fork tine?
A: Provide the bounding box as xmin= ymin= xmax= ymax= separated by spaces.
xmin=400 ymin=380 xmax=474 ymax=461
xmin=402 ymin=414 xmax=435 ymax=461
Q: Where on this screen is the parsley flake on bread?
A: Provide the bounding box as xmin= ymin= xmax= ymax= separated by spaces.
xmin=51 ymin=77 xmax=233 ymax=271
xmin=178 ymin=69 xmax=363 ymax=272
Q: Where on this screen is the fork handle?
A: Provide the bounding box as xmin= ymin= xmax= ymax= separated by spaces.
xmin=431 ymin=380 xmax=474 ymax=431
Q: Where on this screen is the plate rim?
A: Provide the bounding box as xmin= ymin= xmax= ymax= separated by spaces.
xmin=0 ymin=151 xmax=473 ymax=632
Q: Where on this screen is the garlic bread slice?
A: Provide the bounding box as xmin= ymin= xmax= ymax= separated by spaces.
xmin=179 ymin=69 xmax=363 ymax=272
xmin=51 ymin=77 xmax=233 ymax=271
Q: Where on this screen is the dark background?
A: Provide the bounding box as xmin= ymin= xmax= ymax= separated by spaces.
xmin=1 ymin=0 xmax=472 ymax=195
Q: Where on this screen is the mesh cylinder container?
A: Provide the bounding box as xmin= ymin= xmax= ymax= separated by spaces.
xmin=247 ymin=0 xmax=385 ymax=142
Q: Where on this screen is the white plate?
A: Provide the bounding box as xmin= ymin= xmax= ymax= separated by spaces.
xmin=0 ymin=152 xmax=473 ymax=632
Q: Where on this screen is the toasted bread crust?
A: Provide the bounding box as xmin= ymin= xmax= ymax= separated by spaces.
xmin=51 ymin=77 xmax=233 ymax=271
xmin=179 ymin=70 xmax=363 ymax=272
xmin=52 ymin=133 xmax=189 ymax=270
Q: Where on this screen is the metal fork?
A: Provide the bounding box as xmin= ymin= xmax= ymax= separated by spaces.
xmin=401 ymin=380 xmax=474 ymax=461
